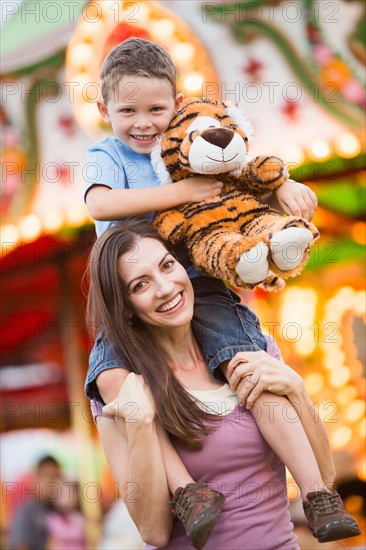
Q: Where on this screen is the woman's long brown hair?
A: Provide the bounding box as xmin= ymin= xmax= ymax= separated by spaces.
xmin=86 ymin=218 xmax=217 ymax=449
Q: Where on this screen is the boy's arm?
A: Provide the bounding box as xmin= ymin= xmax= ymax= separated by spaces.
xmin=260 ymin=179 xmax=318 ymax=221
xmin=86 ymin=176 xmax=223 ymax=221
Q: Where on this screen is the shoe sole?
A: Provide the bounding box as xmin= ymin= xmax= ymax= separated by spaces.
xmin=188 ymin=495 xmax=226 ymax=550
xmin=316 ymin=520 xmax=361 ymax=543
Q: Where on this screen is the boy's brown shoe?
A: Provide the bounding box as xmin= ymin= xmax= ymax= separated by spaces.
xmin=171 ymin=482 xmax=226 ymax=549
xmin=303 ymin=490 xmax=361 ymax=542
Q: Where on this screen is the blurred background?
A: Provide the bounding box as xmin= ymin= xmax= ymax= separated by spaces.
xmin=1 ymin=0 xmax=365 ymax=548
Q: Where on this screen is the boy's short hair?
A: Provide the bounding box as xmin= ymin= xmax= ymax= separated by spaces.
xmin=100 ymin=38 xmax=177 ymax=104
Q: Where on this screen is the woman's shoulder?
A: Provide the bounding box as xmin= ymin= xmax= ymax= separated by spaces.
xmin=96 ymin=368 xmax=130 ymax=404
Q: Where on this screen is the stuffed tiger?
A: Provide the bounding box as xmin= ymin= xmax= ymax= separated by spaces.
xmin=152 ymin=98 xmax=319 ymax=290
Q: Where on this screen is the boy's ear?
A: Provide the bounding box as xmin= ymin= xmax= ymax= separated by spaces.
xmin=175 ymin=93 xmax=184 ymax=109
xmin=97 ymin=101 xmax=110 ymax=123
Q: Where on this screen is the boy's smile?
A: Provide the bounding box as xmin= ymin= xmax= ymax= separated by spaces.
xmin=98 ymin=76 xmax=182 ymax=154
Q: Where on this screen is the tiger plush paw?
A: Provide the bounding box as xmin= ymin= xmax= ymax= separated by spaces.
xmin=235 ymin=242 xmax=269 ymax=284
xmin=270 ymin=227 xmax=314 ymax=271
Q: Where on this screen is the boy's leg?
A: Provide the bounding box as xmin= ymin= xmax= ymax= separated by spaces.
xmin=250 ymin=392 xmax=324 ymax=497
xmin=249 ymin=392 xmax=360 ymax=543
xmin=156 ymin=423 xmax=194 ymax=490
xmin=191 ymin=276 xmax=267 ymax=378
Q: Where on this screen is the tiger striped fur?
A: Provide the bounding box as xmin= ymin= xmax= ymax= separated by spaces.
xmin=152 ymin=98 xmax=319 ymax=290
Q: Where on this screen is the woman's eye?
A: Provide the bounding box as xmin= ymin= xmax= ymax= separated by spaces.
xmin=133 ymin=281 xmax=146 ymax=292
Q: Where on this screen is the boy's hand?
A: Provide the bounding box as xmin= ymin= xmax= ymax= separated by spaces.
xmin=177 ymin=176 xmax=224 ymax=204
xmin=275 ymin=179 xmax=317 ymax=221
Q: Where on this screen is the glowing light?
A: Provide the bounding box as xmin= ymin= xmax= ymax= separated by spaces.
xmin=335 ymin=286 xmax=356 ymax=303
xmin=72 ymin=72 xmax=94 ymax=91
xmin=357 ymin=459 xmax=366 ymax=480
xmin=84 ymin=0 xmax=104 ymax=20
xmin=337 ymin=385 xmax=358 ymax=405
xmin=329 ymin=367 xmax=351 ymax=388
xmin=18 ymin=215 xmax=42 ymax=242
xmin=281 ymin=144 xmax=305 ymax=165
xmin=324 ymin=350 xmax=344 ymax=371
xmin=132 ymin=2 xmax=150 ymax=23
xmin=354 ymin=292 xmax=366 ymax=314
xmin=331 ymin=426 xmax=352 ymax=448
xmin=150 ymin=19 xmax=176 ymax=40
xmin=65 ymin=204 xmax=90 ymax=226
xmin=171 ymin=42 xmax=195 ymax=64
xmin=351 ymin=221 xmax=366 ymax=245
xmin=69 ymin=43 xmax=94 ymax=68
xmin=309 ymin=140 xmax=331 ymax=160
xmin=1 ymin=225 xmax=19 ymax=247
xmin=79 ymin=19 xmax=103 ymax=39
xmin=78 ymin=103 xmax=101 ymax=128
xmin=335 ymin=133 xmax=361 ymax=158
xmin=183 ymin=72 xmax=205 ymax=93
xmin=359 ymin=419 xmax=366 ymax=438
xmin=304 ymin=373 xmax=324 ymax=395
xmin=344 ymin=495 xmax=364 ymax=514
xmin=287 ymin=484 xmax=299 ymax=501
xmin=280 ymin=287 xmax=317 ymax=356
xmin=42 ymin=209 xmax=65 ymax=233
xmin=346 ymin=400 xmax=365 ymax=422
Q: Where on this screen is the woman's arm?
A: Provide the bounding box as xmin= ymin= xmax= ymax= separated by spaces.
xmin=226 ymin=350 xmax=336 ymax=488
xmin=97 ymin=370 xmax=173 ymax=546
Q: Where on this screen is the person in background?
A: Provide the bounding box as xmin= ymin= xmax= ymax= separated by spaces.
xmin=46 ymin=481 xmax=87 ymax=550
xmin=9 ymin=455 xmax=61 ymax=550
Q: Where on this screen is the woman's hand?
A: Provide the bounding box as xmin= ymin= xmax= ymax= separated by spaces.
xmin=102 ymin=372 xmax=156 ymax=425
xmin=227 ymin=350 xmax=304 ymax=408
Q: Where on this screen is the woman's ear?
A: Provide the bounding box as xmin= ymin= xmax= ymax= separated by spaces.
xmin=97 ymin=100 xmax=110 ymax=124
xmin=124 ymin=310 xmax=134 ymax=326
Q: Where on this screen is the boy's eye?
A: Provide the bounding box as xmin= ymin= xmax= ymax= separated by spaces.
xmin=120 ymin=108 xmax=134 ymax=114
xmin=151 ymin=106 xmax=163 ymax=112
xmin=163 ymin=260 xmax=174 ymax=270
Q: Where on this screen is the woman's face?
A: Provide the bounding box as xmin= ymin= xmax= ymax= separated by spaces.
xmin=118 ymin=238 xmax=194 ymax=331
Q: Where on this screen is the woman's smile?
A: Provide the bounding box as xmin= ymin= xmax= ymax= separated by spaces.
xmin=157 ymin=291 xmax=185 ymax=313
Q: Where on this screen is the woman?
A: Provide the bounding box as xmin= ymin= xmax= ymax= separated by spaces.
xmin=85 ymin=219 xmax=359 ymax=549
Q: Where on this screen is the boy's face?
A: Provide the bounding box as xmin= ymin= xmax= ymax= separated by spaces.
xmin=98 ymin=76 xmax=182 ymax=154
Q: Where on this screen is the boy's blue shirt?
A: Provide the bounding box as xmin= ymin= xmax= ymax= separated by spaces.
xmin=84 ymin=136 xmax=198 ymax=278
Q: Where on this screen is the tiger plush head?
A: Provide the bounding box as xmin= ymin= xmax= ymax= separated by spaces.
xmin=151 ymin=97 xmax=254 ymax=185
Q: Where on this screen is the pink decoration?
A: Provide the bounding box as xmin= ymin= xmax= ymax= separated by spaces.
xmin=3 ymin=127 xmax=19 ymax=147
xmin=341 ymin=81 xmax=366 ymax=105
xmin=313 ymin=44 xmax=333 ymax=66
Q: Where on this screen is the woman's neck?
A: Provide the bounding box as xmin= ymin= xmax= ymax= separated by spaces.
xmin=150 ymin=324 xmax=222 ymax=390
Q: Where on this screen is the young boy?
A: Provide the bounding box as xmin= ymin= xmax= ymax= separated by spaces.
xmin=84 ymin=38 xmax=360 ymax=548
